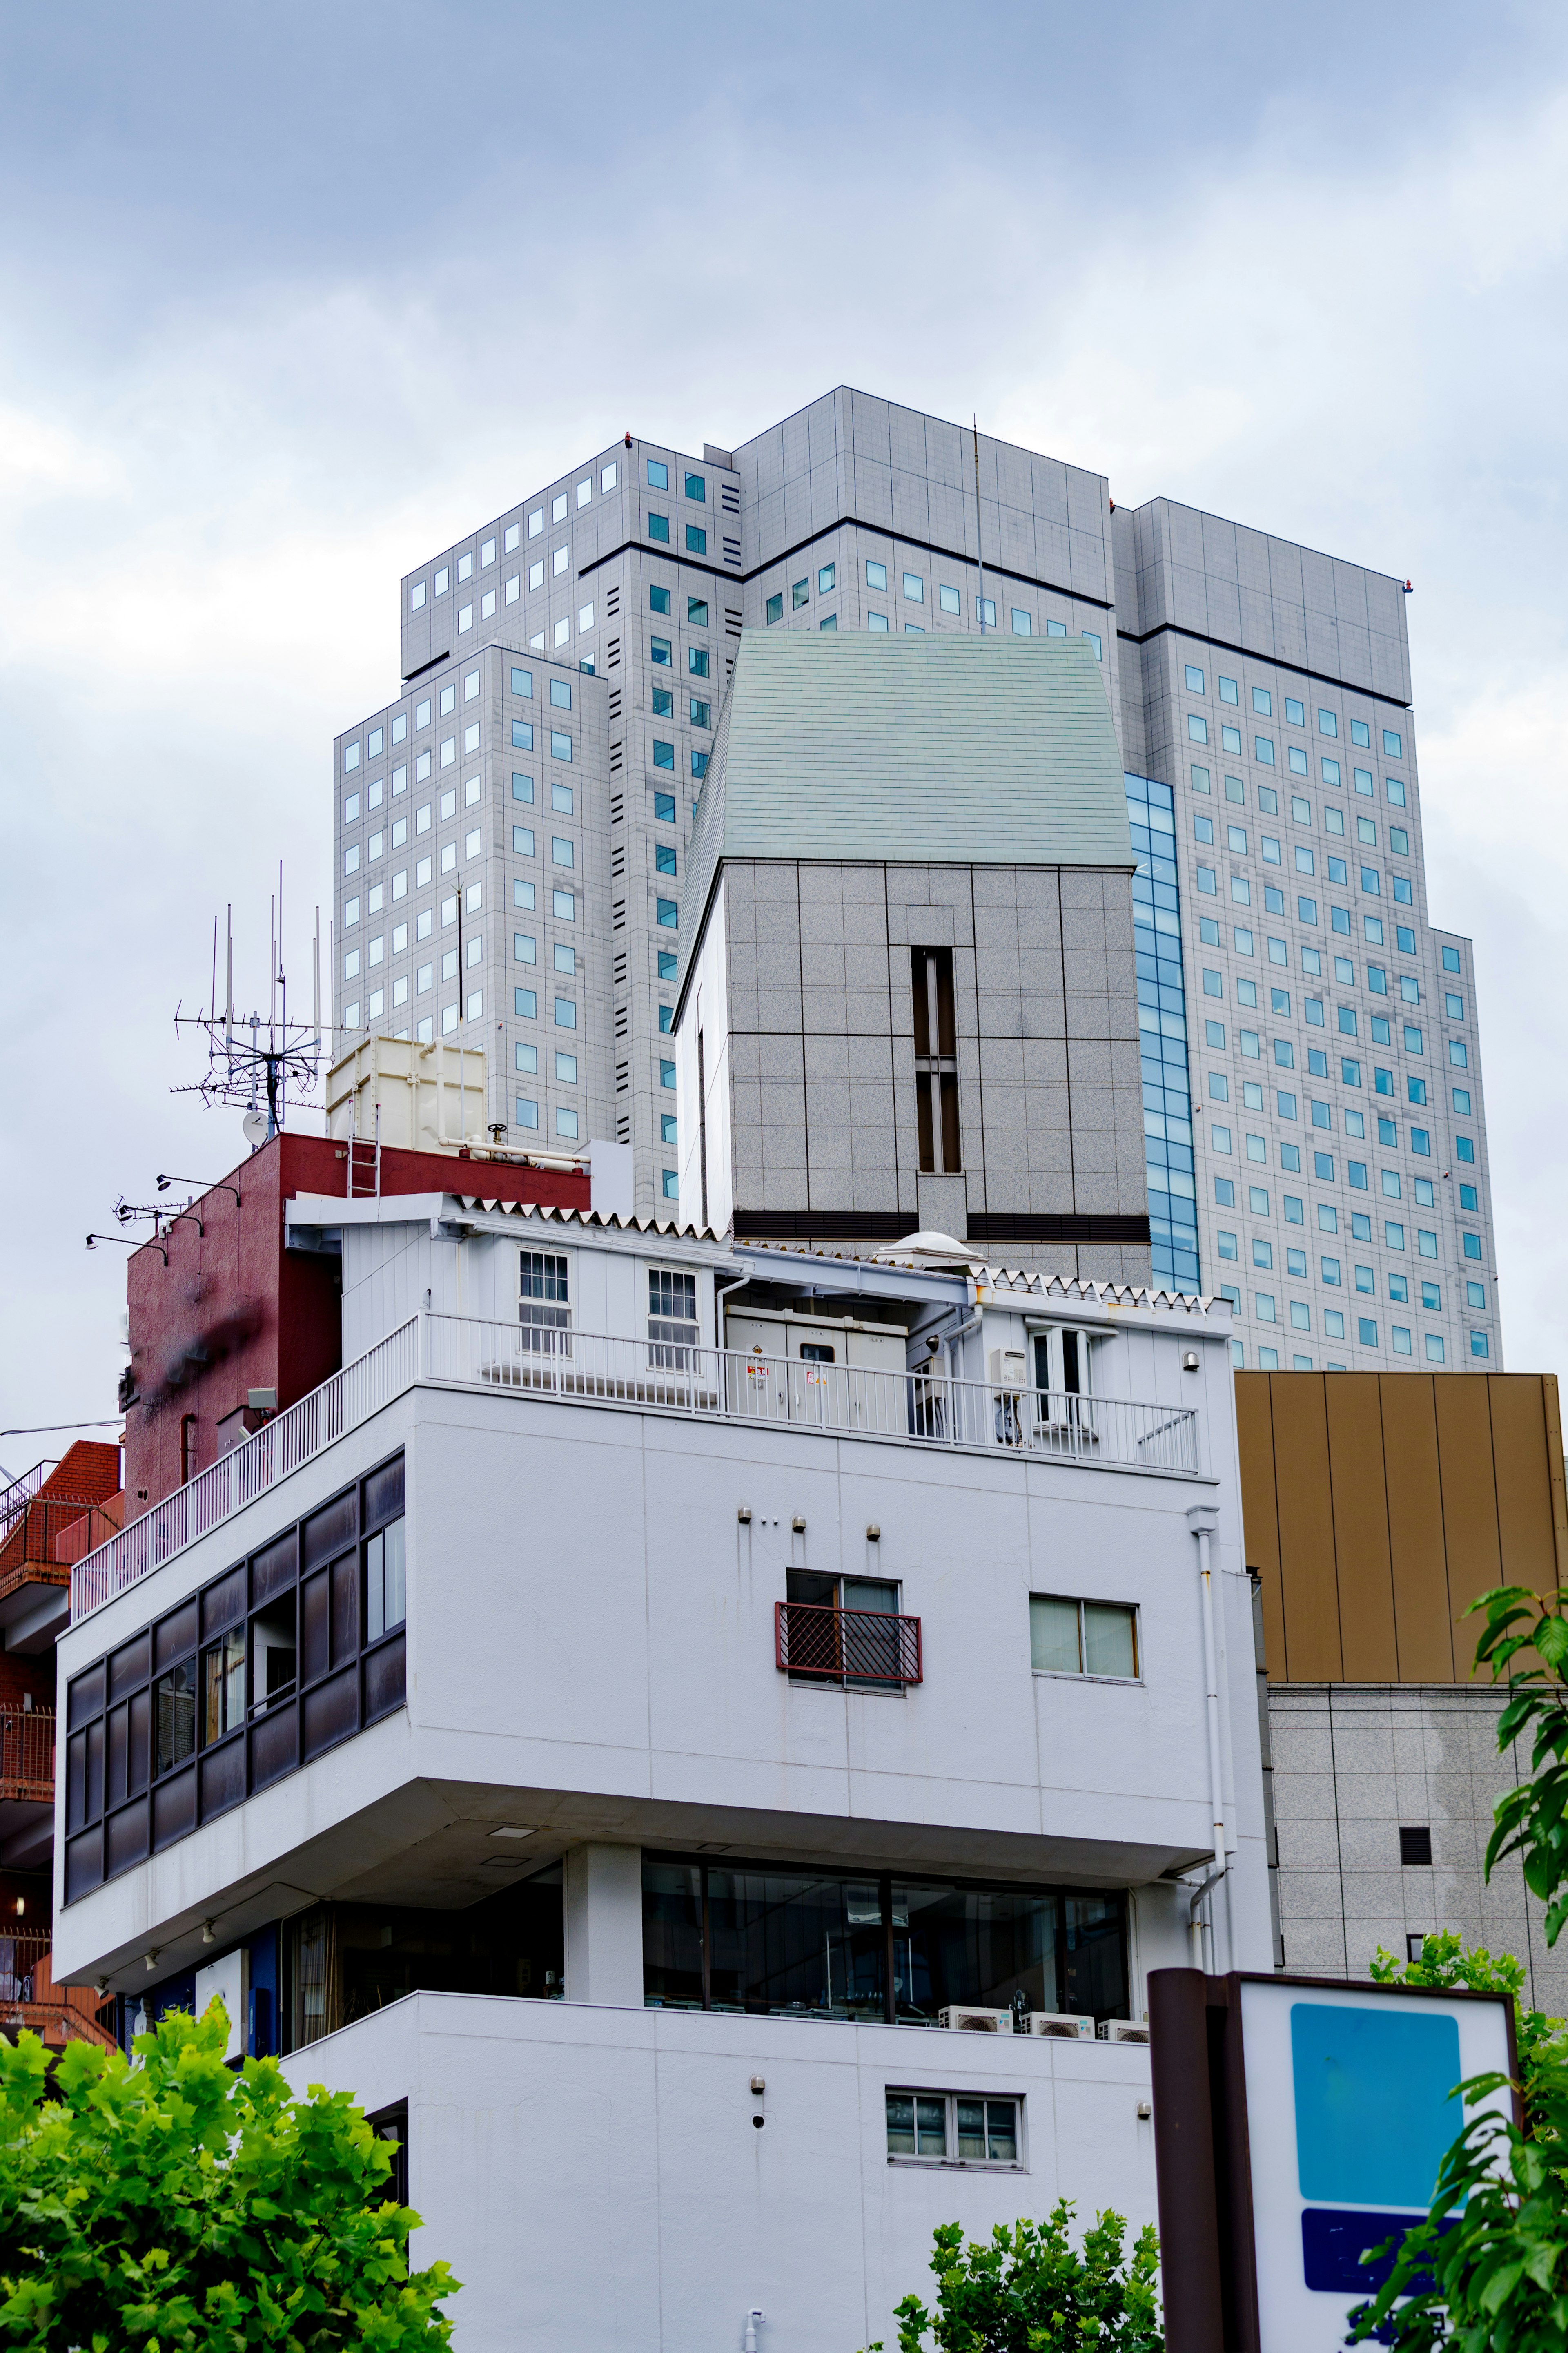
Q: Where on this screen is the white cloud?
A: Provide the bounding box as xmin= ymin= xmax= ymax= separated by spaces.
xmin=4 ymin=50 xmax=1568 ymax=1440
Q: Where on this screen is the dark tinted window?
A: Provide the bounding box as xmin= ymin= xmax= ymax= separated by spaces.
xmin=68 ymin=1663 xmax=105 ymax=1731
xmin=108 ymin=1632 xmax=151 ymax=1702
xmin=251 ymin=1531 xmax=297 ymax=1605
xmin=363 ymin=1458 xmax=404 ymax=1534
xmin=154 ymin=1600 xmax=198 ymax=1673
xmin=302 ymin=1490 xmax=358 ymax=1570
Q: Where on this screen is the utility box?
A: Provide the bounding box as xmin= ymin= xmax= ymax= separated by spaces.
xmin=724 ymin=1307 xmax=906 ymax=1373
xmin=327 ymin=1036 xmax=490 ymax=1157
xmin=989 ymin=1349 xmax=1028 ymax=1390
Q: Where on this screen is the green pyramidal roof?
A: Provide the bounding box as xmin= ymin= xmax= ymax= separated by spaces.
xmin=688 ymin=632 xmax=1132 ymax=930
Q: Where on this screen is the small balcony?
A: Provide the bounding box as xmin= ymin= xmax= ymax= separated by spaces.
xmin=0 ymin=1932 xmax=118 ymax=2052
xmin=0 ymin=1708 xmax=54 ymax=1807
xmin=775 ymin=1599 xmax=923 ymax=1687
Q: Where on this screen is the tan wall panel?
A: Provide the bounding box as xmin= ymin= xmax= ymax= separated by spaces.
xmin=1434 ymin=1376 xmax=1504 ymax=1671
xmin=1488 ymin=1376 xmax=1557 ymax=1601
xmin=1325 ymin=1377 xmax=1398 ymax=1679
xmin=1234 ymin=1373 xmax=1286 ymax=1674
xmin=1269 ymin=1374 xmax=1343 ymax=1681
xmin=1544 ymin=1375 xmax=1568 ymax=1584
xmin=1377 ymin=1376 xmax=1454 ymax=1681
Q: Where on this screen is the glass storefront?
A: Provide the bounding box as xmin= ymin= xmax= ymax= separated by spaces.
xmin=642 ymin=1856 xmax=1127 ymax=2025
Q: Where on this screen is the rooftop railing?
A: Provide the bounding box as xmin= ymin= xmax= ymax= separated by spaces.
xmin=70 ymin=1318 xmax=421 ymax=1625
xmin=71 ymin=1310 xmax=1199 ymax=1623
xmin=422 ymin=1314 xmax=1200 ymax=1474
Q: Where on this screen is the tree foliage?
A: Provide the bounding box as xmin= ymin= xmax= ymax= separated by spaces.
xmin=1343 ymin=1578 xmax=1568 ymax=2349
xmin=867 ymin=2203 xmax=1163 ymax=2352
xmin=0 ymin=1998 xmax=457 ymax=2352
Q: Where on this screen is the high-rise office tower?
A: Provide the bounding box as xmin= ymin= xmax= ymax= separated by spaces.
xmin=332 ymin=390 xmax=1498 ymax=1371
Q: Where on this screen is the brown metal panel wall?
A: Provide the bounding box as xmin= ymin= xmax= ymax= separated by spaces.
xmin=1488 ymin=1377 xmax=1558 ymax=1604
xmin=1434 ymin=1376 xmax=1505 ymax=1666
xmin=1545 ymin=1375 xmax=1568 ymax=1585
xmin=1366 ymin=1375 xmax=1455 ymax=1682
xmin=1269 ymin=1374 xmax=1343 ymax=1682
xmin=1325 ymin=1377 xmax=1399 ymax=1679
xmin=1234 ymin=1373 xmax=1286 ymax=1675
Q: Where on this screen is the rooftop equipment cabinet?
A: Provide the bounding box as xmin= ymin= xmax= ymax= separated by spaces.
xmin=326 ymin=1036 xmax=488 ymax=1158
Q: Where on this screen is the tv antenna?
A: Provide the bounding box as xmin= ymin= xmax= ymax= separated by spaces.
xmin=173 ymin=869 xmax=327 ymax=1149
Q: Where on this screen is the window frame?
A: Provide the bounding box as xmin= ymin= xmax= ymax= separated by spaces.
xmin=1029 ymin=1592 xmax=1140 ymax=1684
xmin=62 ymin=1454 xmax=407 ymax=1905
xmin=885 ymin=2089 xmax=1026 ymax=2170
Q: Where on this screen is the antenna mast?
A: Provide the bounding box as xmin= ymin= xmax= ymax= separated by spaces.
xmin=172 ymin=873 xmax=328 ymax=1147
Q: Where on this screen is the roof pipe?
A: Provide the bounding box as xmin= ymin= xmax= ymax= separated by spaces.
xmin=1187 ymin=1501 xmax=1226 ymax=1972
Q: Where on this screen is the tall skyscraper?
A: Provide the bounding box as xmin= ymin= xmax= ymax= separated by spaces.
xmin=332 ymin=388 xmax=1498 ymax=1371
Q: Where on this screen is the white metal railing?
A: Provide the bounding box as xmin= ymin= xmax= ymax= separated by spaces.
xmin=70 ymin=1310 xmax=1200 ymax=1623
xmin=69 ymin=1320 xmax=420 ymax=1624
xmin=420 ymin=1316 xmax=1200 ymax=1475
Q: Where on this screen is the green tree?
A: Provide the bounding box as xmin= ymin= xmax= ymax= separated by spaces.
xmin=0 ymin=1998 xmax=458 ymax=2351
xmin=867 ymin=2203 xmax=1163 ymax=2352
xmin=1345 ymin=1581 xmax=1568 ymax=2349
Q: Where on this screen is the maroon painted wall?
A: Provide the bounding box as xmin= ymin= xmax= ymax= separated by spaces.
xmin=123 ymin=1133 xmax=589 ymax=1510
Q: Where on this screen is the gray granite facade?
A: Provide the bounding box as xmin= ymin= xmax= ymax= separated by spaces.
xmin=713 ymin=856 xmax=1149 ymax=1278
xmin=1269 ymin=1682 xmax=1568 ymax=2012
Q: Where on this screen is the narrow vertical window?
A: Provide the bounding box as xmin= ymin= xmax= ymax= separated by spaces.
xmin=911 ymin=948 xmax=960 ymax=1172
xmin=697 ymin=1028 xmax=708 ymax=1232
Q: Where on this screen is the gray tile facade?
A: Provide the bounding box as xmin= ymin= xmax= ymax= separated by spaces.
xmin=718 ymin=858 xmax=1149 ymax=1279
xmin=1270 ymin=1684 xmax=1567 ymax=2011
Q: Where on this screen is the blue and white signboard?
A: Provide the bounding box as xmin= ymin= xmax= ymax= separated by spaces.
xmin=1237 ymin=1977 xmax=1515 ymax=2348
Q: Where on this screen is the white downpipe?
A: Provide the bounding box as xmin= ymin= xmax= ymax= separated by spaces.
xmin=1187 ymin=1502 xmax=1227 ymax=1972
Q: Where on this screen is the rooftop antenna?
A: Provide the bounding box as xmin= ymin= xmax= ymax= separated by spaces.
xmin=172 ymin=870 xmax=327 ymax=1152
xmin=973 ymin=414 xmax=987 ymax=634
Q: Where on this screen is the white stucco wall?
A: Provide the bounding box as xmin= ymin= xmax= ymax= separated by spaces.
xmin=282 ymin=1989 xmax=1160 ymax=2353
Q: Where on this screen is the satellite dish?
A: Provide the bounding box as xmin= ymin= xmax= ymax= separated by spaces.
xmin=242 ymin=1109 xmax=269 ymax=1149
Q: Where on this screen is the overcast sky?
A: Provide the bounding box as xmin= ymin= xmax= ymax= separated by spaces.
xmin=4 ymin=0 xmax=1568 ymax=1463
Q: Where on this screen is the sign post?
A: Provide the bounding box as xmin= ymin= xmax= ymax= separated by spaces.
xmin=1147 ymin=1968 xmax=1517 ymax=2351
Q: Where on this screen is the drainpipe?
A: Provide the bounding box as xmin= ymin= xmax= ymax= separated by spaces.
xmin=1186 ymin=1502 xmax=1226 ymax=1971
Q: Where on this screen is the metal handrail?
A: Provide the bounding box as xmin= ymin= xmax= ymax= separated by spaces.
xmin=0 ymin=1708 xmax=55 ymax=1791
xmin=69 ymin=1310 xmax=1200 ymax=1624
xmin=69 ymin=1319 xmax=421 ymax=1625
xmin=420 ymin=1315 xmax=1200 ymax=1473
xmin=776 ymin=1599 xmax=923 ymax=1685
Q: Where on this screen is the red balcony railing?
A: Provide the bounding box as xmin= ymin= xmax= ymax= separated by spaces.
xmin=0 ymin=1710 xmax=54 ymax=1800
xmin=775 ymin=1600 xmax=923 ymax=1686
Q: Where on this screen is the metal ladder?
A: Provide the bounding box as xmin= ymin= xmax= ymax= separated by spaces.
xmin=347 ymin=1100 xmax=381 ymax=1198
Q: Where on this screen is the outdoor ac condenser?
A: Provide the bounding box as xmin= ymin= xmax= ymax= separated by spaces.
xmin=1026 ymin=2012 xmax=1095 ymax=2039
xmin=1097 ymin=2019 xmax=1151 ymax=2044
xmin=938 ymin=2005 xmax=1014 ymax=2032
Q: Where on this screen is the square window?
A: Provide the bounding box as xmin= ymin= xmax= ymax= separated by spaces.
xmin=903 ymin=572 xmax=925 ymax=603
xmin=1010 ymin=607 xmax=1031 ymax=635
xmin=1252 ymin=687 xmax=1272 ymax=716
xmin=686 ymin=524 xmax=707 ymax=554
xmin=554 ymin=889 xmax=575 ymax=920
xmin=867 ymin=611 xmax=890 ymax=631
xmin=1254 ymin=736 xmax=1275 ymax=765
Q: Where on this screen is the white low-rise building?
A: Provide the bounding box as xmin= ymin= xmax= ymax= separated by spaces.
xmin=57 ymin=1198 xmax=1268 ymax=2351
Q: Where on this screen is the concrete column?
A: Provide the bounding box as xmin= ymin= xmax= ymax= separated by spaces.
xmin=562 ymin=1843 xmax=644 ymax=2006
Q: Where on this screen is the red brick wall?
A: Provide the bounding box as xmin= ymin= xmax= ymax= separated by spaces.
xmin=123 ymin=1133 xmax=589 ymax=1511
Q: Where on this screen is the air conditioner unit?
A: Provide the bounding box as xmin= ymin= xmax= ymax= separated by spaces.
xmin=938 ymin=2005 xmax=1014 ymax=2033
xmin=1026 ymin=2012 xmax=1094 ymax=2040
xmin=1098 ymin=2019 xmax=1151 ymax=2045
xmin=988 ymin=1349 xmax=1027 ymax=1390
